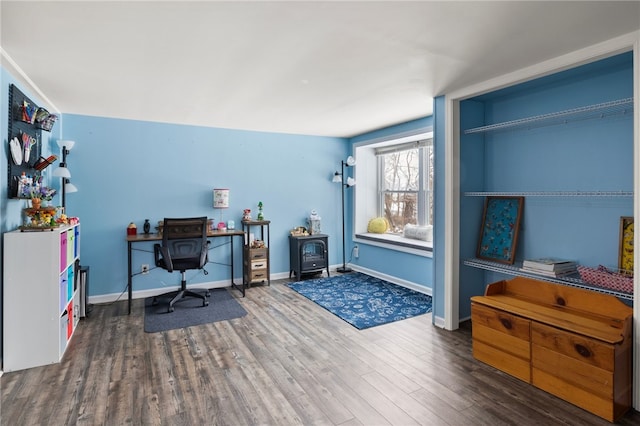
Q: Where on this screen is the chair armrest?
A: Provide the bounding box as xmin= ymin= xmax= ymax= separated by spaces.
xmin=154 ymin=243 xmax=174 ymax=272
xmin=199 ymin=240 xmax=210 ymax=268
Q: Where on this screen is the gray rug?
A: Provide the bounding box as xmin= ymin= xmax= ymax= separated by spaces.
xmin=144 ymin=288 xmax=246 ymax=332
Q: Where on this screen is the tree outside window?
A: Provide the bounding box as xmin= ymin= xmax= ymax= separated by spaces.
xmin=377 ymin=140 xmax=433 ymax=234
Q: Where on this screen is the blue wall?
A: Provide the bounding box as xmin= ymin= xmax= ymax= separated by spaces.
xmin=61 ymin=114 xmax=347 ymax=297
xmin=458 ymin=52 xmax=634 ymax=319
xmin=348 ymin=116 xmax=435 ymax=290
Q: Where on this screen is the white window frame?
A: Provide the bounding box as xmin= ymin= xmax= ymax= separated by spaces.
xmin=376 ymin=139 xmax=433 ymax=233
xmin=353 ymin=129 xmax=433 ymax=256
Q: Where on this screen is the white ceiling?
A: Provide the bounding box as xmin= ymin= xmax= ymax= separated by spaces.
xmin=2 ymin=1 xmax=639 ymax=137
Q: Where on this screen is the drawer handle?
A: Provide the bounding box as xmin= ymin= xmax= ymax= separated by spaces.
xmin=499 ymin=318 xmax=512 ymax=330
xmin=574 ymin=344 xmax=592 ymax=358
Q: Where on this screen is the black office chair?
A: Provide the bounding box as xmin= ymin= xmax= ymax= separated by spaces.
xmin=153 ymin=217 xmax=210 ymax=312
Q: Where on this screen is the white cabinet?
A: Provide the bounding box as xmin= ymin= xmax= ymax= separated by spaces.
xmin=3 ymin=224 xmax=81 ymax=371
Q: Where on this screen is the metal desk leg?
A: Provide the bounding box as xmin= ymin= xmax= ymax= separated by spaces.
xmin=230 ymin=234 xmax=246 ymax=297
xmin=127 ymin=241 xmax=133 ymax=314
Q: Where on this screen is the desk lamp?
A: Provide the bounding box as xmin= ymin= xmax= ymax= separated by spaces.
xmin=213 ymin=188 xmax=230 ymax=230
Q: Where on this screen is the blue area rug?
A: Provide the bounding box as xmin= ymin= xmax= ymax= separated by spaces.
xmin=287 ymin=272 xmax=432 ymax=329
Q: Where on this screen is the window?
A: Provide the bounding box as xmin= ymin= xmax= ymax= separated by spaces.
xmin=376 ymin=140 xmax=433 ymax=234
xmin=353 ymin=130 xmax=433 ymax=255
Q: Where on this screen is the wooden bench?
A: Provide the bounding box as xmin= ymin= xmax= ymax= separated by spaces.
xmin=471 ymin=277 xmax=633 ymax=422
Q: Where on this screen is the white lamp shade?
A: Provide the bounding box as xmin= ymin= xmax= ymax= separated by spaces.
xmin=53 ymin=167 xmax=71 ymax=178
xmin=213 ymin=188 xmax=230 ymax=208
xmin=57 ymin=140 xmax=76 ymax=151
xmin=332 ymin=173 xmax=342 ymax=183
xmin=65 ymin=182 xmax=78 ymax=193
xmin=346 ymin=156 xmax=356 ymax=166
xmin=346 ymin=177 xmax=356 ymax=187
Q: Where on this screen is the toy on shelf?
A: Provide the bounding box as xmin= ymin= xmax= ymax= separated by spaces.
xmin=257 ymin=201 xmax=264 ymax=220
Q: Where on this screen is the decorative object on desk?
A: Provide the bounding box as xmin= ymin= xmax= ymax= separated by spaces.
xmin=144 ymin=288 xmax=247 ymax=333
xmin=143 ymin=219 xmax=151 ymax=234
xmin=257 ymin=201 xmax=264 ymax=220
xmin=243 ymin=209 xmax=251 ymax=221
xmin=333 ymin=155 xmax=356 ymax=273
xmin=217 ymin=221 xmax=227 ymax=231
xmin=577 ymin=265 xmax=633 ymax=294
xmin=127 ymin=222 xmax=137 ymax=236
xmin=476 ymin=196 xmax=524 ymax=265
xmin=618 ymin=216 xmax=633 ymax=275
xmin=227 ymin=219 xmax=235 ymax=230
xmin=52 ymin=140 xmax=78 ymax=209
xmin=288 ymin=272 xmax=432 ymax=330
xmin=307 ymin=209 xmax=321 ymax=234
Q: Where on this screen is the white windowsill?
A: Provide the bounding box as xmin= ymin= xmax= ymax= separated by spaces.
xmin=354 ymin=233 xmax=433 ymax=257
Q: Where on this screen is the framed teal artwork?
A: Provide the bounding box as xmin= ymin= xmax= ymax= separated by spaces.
xmin=477 ymin=196 xmax=524 ymax=264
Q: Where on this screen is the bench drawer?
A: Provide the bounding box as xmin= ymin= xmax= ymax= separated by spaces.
xmin=471 ymin=303 xmax=531 ymax=382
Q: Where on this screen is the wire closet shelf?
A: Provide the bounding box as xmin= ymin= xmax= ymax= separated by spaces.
xmin=463 ymin=97 xmax=634 ymax=134
xmin=463 ymin=258 xmax=633 ymax=301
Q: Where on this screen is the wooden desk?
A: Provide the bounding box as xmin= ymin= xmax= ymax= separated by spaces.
xmin=126 ymin=229 xmax=245 ymax=314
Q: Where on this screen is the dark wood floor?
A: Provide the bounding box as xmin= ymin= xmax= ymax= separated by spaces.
xmin=2 ymin=278 xmax=639 ymax=425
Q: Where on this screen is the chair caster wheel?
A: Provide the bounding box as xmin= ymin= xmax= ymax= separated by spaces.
xmin=168 ymin=306 xmax=174 ymax=313
xmin=152 ymin=297 xmax=159 ymax=306
xmin=204 ymin=300 xmax=209 ymax=307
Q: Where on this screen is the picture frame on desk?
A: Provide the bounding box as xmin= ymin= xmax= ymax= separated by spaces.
xmin=476 ymin=196 xmax=524 ymax=265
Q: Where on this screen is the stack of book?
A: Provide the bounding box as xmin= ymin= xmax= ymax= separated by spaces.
xmin=521 ymin=258 xmax=578 ymax=278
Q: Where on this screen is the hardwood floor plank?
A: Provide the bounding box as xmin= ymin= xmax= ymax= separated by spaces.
xmin=2 ymin=279 xmax=639 ymax=426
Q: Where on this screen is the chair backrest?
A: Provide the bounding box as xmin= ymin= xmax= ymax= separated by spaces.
xmin=161 ymin=217 xmax=208 ymax=266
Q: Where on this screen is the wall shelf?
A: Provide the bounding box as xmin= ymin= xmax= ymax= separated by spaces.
xmin=463 ymin=191 xmax=633 ymax=197
xmin=463 ymin=97 xmax=633 ymax=134
xmin=463 ymin=258 xmax=633 ymax=301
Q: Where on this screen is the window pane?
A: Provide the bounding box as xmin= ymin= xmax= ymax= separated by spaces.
xmin=383 ymin=150 xmax=419 ymax=191
xmin=384 ymin=192 xmax=418 ymax=233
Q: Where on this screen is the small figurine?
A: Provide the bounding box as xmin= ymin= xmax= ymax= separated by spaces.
xmin=243 ymin=209 xmax=252 ymax=221
xmin=257 ymin=201 xmax=264 ymax=220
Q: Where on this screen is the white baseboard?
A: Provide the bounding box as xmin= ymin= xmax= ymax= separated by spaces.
xmin=347 ymin=264 xmax=433 ymax=297
xmin=87 ymin=266 xmax=433 ymax=304
xmin=433 ymin=315 xmax=446 ymax=328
